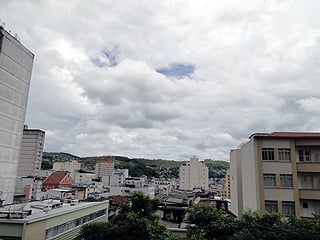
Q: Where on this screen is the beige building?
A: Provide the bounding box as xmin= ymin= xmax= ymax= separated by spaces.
xmin=0 ymin=26 xmax=34 ymax=204
xmin=53 ymin=160 xmax=81 ymax=179
xmin=230 ymin=132 xmax=320 ymax=218
xmin=179 ymin=156 xmax=209 ymax=190
xmin=17 ymin=126 xmax=45 ymax=177
xmin=225 ymin=169 xmax=231 ymax=199
xmin=95 ymin=158 xmax=114 ymax=179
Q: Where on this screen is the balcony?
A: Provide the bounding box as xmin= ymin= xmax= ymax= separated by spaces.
xmin=299 ymin=189 xmax=320 ymax=200
xmin=296 ymin=162 xmax=320 ymax=172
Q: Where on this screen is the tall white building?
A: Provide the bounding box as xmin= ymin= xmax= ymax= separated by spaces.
xmin=179 ymin=156 xmax=209 ymax=190
xmin=0 ymin=27 xmax=34 ymax=204
xmin=17 ymin=126 xmax=45 ymax=177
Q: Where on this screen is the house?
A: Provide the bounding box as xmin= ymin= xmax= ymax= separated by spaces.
xmin=42 ymin=171 xmax=73 ymax=191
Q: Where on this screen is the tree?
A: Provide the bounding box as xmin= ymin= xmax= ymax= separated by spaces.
xmin=186 ymin=206 xmax=320 ymax=240
xmin=79 ymin=192 xmax=180 ymax=240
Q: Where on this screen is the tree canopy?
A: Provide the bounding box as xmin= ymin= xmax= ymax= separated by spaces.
xmin=79 ymin=192 xmax=179 ymax=240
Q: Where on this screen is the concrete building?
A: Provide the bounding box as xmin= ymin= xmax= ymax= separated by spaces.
xmin=0 ymin=200 xmax=109 ymax=240
xmin=0 ymin=26 xmax=34 ymax=204
xmin=53 ymin=160 xmax=81 ymax=179
xmin=225 ymin=169 xmax=231 ymax=199
xmin=230 ymin=132 xmax=320 ymax=218
xmin=179 ymin=156 xmax=209 ymax=191
xmin=95 ymin=157 xmax=114 ymax=179
xmin=17 ymin=126 xmax=45 ymax=177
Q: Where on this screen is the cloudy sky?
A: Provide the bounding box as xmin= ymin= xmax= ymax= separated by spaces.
xmin=1 ymin=0 xmax=320 ymax=161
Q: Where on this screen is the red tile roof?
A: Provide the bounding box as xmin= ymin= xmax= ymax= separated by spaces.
xmin=43 ymin=171 xmax=69 ymax=184
xmin=251 ymin=132 xmax=320 ymax=139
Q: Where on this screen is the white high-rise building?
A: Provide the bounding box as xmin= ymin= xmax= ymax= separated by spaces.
xmin=179 ymin=156 xmax=209 ymax=190
xmin=0 ymin=27 xmax=34 ymax=204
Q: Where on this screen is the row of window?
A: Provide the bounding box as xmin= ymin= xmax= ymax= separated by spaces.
xmin=262 ymin=148 xmax=314 ymax=162
xmin=263 ymin=174 xmax=293 ymax=187
xmin=45 ymin=209 xmax=107 ymax=239
xmin=265 ymin=200 xmax=295 ymax=216
xmin=262 ymin=148 xmax=291 ymax=161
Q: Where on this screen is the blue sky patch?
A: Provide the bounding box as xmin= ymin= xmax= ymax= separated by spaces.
xmin=156 ymin=63 xmax=195 ymax=77
xmin=91 ymin=48 xmax=118 ymax=67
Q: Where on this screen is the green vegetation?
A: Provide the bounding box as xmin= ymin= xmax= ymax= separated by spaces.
xmin=42 ymin=152 xmax=230 ymax=180
xmin=79 ymin=192 xmax=179 ymax=240
xmin=186 ymin=206 xmax=320 ymax=240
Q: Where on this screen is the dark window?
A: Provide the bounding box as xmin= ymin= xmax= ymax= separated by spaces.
xmin=264 ymin=174 xmax=276 ymax=187
xmin=279 ymin=148 xmax=291 ymax=161
xmin=262 ymin=148 xmax=274 ymax=160
xmin=282 ymin=201 xmax=295 ymax=216
xmin=303 ymin=202 xmax=308 ymax=209
xmin=280 ymin=174 xmax=293 ymax=187
xmin=265 ymin=200 xmax=278 ymax=212
xmin=299 ymin=149 xmax=311 ymax=162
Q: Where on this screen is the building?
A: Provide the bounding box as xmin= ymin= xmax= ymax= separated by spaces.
xmin=17 ymin=126 xmax=45 ymax=177
xmin=230 ymin=132 xmax=320 ymax=218
xmin=179 ymin=156 xmax=209 ymax=191
xmin=0 ymin=200 xmax=109 ymax=240
xmin=42 ymin=172 xmax=73 ymax=191
xmin=95 ymin=157 xmax=114 ymax=179
xmin=53 ymin=160 xmax=81 ymax=179
xmin=0 ymin=26 xmax=34 ymax=204
xmin=225 ymin=169 xmax=231 ymax=199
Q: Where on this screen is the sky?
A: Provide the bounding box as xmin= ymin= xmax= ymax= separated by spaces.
xmin=1 ymin=0 xmax=320 ymax=161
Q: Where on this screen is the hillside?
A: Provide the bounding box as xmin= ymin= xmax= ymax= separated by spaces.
xmin=42 ymin=152 xmax=229 ymax=179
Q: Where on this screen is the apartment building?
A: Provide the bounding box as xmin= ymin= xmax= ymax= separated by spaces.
xmin=225 ymin=169 xmax=231 ymax=199
xmin=179 ymin=156 xmax=209 ymax=190
xmin=230 ymin=132 xmax=320 ymax=218
xmin=0 ymin=26 xmax=34 ymax=204
xmin=95 ymin=157 xmax=114 ymax=179
xmin=17 ymin=126 xmax=45 ymax=177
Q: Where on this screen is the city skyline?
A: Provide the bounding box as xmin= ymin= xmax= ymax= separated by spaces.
xmin=1 ymin=1 xmax=320 ymax=160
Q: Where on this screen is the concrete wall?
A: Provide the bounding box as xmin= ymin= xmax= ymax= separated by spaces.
xmin=0 ymin=28 xmax=34 ymax=204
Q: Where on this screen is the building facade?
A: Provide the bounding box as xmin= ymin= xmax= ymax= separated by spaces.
xmin=0 ymin=200 xmax=109 ymax=240
xmin=179 ymin=156 xmax=209 ymax=190
xmin=17 ymin=126 xmax=45 ymax=177
xmin=230 ymin=132 xmax=320 ymax=218
xmin=0 ymin=27 xmax=34 ymax=204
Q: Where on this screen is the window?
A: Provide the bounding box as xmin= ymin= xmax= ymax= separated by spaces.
xmin=265 ymin=200 xmax=278 ymax=212
xmin=280 ymin=174 xmax=293 ymax=187
xmin=262 ymin=148 xmax=274 ymax=160
xmin=282 ymin=201 xmax=295 ymax=216
xmin=279 ymin=148 xmax=291 ymax=161
xmin=299 ymin=149 xmax=311 ymax=162
xmin=264 ymin=174 xmax=276 ymax=187
xmin=303 ymin=202 xmax=308 ymax=209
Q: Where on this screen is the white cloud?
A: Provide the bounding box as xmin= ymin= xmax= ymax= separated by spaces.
xmin=1 ymin=0 xmax=320 ymax=160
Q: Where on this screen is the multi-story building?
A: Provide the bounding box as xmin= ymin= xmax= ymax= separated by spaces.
xmin=230 ymin=132 xmax=320 ymax=218
xmin=225 ymin=169 xmax=231 ymax=199
xmin=0 ymin=26 xmax=34 ymax=204
xmin=0 ymin=200 xmax=109 ymax=240
xmin=53 ymin=160 xmax=81 ymax=179
xmin=179 ymin=156 xmax=209 ymax=190
xmin=17 ymin=125 xmax=45 ymax=177
xmin=95 ymin=157 xmax=114 ymax=179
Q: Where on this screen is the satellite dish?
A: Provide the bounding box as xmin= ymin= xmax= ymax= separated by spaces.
xmin=194 ymin=197 xmax=201 ymax=205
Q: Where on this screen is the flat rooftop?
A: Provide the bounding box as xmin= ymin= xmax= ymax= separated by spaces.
xmin=0 ymin=200 xmax=109 ymax=224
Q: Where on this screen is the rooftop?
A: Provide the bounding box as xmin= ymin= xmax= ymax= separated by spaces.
xmin=0 ymin=200 xmax=108 ymax=224
xmin=250 ymin=132 xmax=320 ymax=139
